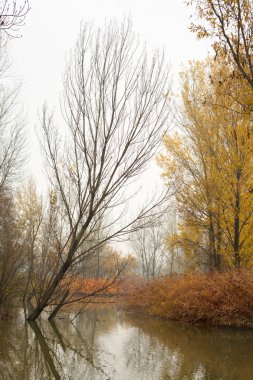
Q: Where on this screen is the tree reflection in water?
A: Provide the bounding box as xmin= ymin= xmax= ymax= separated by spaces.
xmin=123 ymin=314 xmax=253 ymax=380
xmin=0 ymin=309 xmax=253 ymax=379
xmin=0 ymin=310 xmax=114 ymax=379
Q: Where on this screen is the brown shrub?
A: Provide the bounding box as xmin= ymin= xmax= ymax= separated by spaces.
xmin=121 ymin=270 xmax=253 ymax=327
xmin=66 ymin=277 xmax=120 ymax=295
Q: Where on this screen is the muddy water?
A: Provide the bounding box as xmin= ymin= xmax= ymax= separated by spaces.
xmin=0 ymin=308 xmax=252 ymax=379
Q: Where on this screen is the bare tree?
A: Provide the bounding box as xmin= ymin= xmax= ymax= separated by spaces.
xmin=130 ymin=216 xmax=168 ymax=280
xmin=27 ymin=20 xmax=171 ymax=321
xmin=0 ymin=0 xmax=30 ymax=38
xmin=0 ymin=36 xmax=25 ymax=192
xmin=0 ymin=33 xmax=25 ymax=311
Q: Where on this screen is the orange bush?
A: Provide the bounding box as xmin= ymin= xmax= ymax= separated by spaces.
xmin=65 ymin=277 xmax=120 ymax=295
xmin=121 ymin=270 xmax=253 ymax=327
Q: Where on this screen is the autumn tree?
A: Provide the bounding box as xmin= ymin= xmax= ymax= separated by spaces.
xmin=0 ymin=188 xmax=24 ymax=308
xmin=189 ymin=0 xmax=253 ymax=93
xmin=159 ymin=59 xmax=253 ymax=270
xmin=80 ymin=243 xmax=137 ymax=279
xmin=15 ymin=179 xmax=45 ymax=314
xmin=16 ymin=181 xmax=75 ymax=318
xmin=26 ymin=20 xmax=171 ymax=321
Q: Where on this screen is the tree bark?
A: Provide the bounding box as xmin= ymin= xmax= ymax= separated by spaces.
xmin=48 ymin=289 xmax=69 ymax=320
xmin=234 ymin=170 xmax=241 ymax=268
xmin=26 ymin=256 xmax=72 ymax=321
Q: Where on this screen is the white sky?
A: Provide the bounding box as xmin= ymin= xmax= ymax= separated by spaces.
xmin=8 ymin=0 xmax=209 ymax=189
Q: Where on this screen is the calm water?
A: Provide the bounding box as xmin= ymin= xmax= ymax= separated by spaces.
xmin=0 ymin=308 xmax=253 ymax=379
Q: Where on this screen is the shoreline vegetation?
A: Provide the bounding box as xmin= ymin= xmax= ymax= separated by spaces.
xmin=119 ymin=270 xmax=253 ymax=329
xmin=48 ymin=270 xmax=253 ymax=330
xmin=2 ymin=271 xmax=253 ymax=330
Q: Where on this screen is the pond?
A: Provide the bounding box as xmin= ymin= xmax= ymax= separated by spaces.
xmin=0 ymin=308 xmax=252 ymax=379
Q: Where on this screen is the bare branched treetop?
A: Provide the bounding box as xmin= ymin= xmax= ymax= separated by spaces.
xmin=0 ymin=37 xmax=25 ymax=191
xmin=0 ymin=0 xmax=30 ymax=37
xmin=26 ymin=19 xmax=172 ymax=321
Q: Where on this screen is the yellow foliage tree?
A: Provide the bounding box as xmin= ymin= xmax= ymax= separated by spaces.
xmin=189 ymin=0 xmax=253 ymax=92
xmin=158 ymin=58 xmax=253 ymax=270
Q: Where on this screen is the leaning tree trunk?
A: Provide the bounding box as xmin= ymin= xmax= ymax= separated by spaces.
xmin=26 ymin=256 xmax=72 ymax=321
xmin=48 ymin=289 xmax=69 ymax=320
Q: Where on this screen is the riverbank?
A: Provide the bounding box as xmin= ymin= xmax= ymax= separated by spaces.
xmin=120 ymin=270 xmax=253 ymax=328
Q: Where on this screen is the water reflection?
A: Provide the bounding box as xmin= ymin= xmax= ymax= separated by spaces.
xmin=123 ymin=314 xmax=253 ymax=380
xmin=0 ymin=308 xmax=252 ymax=379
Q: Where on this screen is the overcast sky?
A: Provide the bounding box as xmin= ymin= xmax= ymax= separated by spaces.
xmin=8 ymin=0 xmax=209 ymax=189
